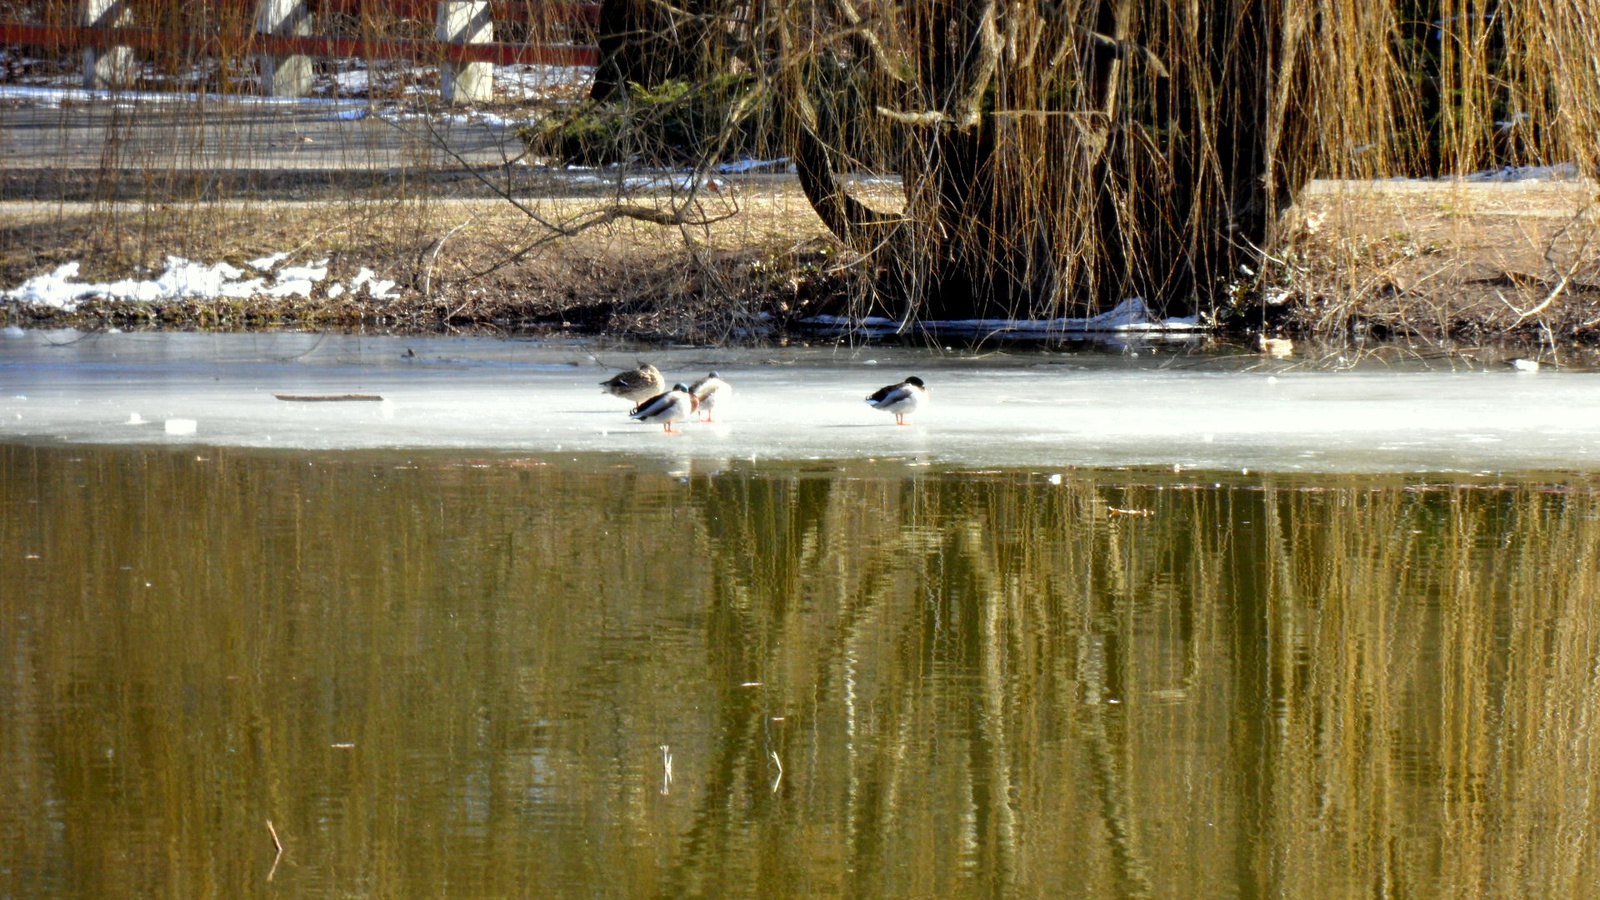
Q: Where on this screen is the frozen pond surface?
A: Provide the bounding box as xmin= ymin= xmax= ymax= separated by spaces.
xmin=3 ymin=329 xmax=1598 ymax=473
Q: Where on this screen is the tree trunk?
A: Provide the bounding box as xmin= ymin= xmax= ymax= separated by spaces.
xmin=589 ymin=0 xmax=710 ymax=102
xmin=776 ymin=0 xmax=1325 ymax=322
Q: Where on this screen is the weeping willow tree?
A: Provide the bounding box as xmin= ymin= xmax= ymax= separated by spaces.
xmin=577 ymin=0 xmax=1600 ymax=321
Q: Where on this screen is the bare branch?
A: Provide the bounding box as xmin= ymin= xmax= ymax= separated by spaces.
xmin=469 ymin=199 xmax=741 ymax=280
xmin=384 ymin=95 xmax=748 ymax=283
xmin=381 ymin=114 xmax=567 ymax=233
xmin=777 ymin=17 xmax=898 ymax=245
xmin=1503 ymin=206 xmax=1600 ymax=323
xmin=642 ymin=0 xmax=701 ymax=23
xmin=829 ymin=0 xmax=909 ymax=82
xmin=875 ymin=106 xmax=952 ymax=127
xmin=1034 ymin=0 xmax=1169 ymax=79
xmin=951 ymin=0 xmax=1002 ymax=132
xmin=420 ymin=218 xmax=473 ymax=298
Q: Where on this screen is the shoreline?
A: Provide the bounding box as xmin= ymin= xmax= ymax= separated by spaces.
xmin=4 ymin=178 xmax=1598 ymax=347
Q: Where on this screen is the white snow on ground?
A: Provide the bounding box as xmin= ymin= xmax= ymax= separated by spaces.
xmin=565 ymin=172 xmax=731 ymax=192
xmin=1461 ymin=162 xmax=1583 ymax=182
xmin=496 ymin=64 xmax=593 ymax=102
xmin=3 ymin=257 xmax=401 ymax=311
xmin=716 ymin=158 xmax=792 ymax=174
xmin=802 ymin=298 xmax=1203 ymax=337
xmin=330 ymin=70 xmax=371 ymax=94
xmin=0 ymin=83 xmax=356 ymax=108
xmin=350 ymin=268 xmax=398 ymax=299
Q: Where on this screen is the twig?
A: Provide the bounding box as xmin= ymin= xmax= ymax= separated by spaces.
xmin=769 ymin=750 xmax=783 ymax=793
xmin=1508 ymin=272 xmax=1570 ymax=323
xmin=467 ymin=201 xmax=742 ymax=281
xmin=1032 ymin=0 xmax=1170 ymax=77
xmin=382 ymin=114 xmax=560 ymax=231
xmin=1504 ymin=204 xmax=1599 ymax=323
xmin=827 ymin=0 xmax=909 ymax=81
xmin=875 ymin=107 xmax=952 ymax=127
xmin=1541 ymin=320 xmax=1561 ymax=367
xmin=266 ymin=819 xmax=284 ymax=882
xmin=950 ymin=0 xmax=1002 ymax=132
xmin=383 ymin=98 xmax=746 ymax=287
xmin=421 ymin=218 xmax=473 ymax=299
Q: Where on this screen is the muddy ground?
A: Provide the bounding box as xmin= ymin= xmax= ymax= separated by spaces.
xmin=3 ymin=177 xmax=1598 ymax=346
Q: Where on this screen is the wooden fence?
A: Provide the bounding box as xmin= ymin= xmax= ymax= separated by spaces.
xmin=0 ymin=0 xmax=599 ymax=102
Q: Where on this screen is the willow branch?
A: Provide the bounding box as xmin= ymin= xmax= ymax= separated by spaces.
xmin=950 ymin=0 xmax=1002 ymax=132
xmin=829 ymin=0 xmax=908 ymax=82
xmin=778 ymin=20 xmax=897 ymax=246
xmin=642 ymin=0 xmax=702 ymax=23
xmin=875 ymin=107 xmax=951 ymax=127
xmin=1034 ymin=0 xmax=1169 ymax=78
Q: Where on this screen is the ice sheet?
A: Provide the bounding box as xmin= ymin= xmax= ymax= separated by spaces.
xmin=2 ymin=330 xmax=1598 ymax=474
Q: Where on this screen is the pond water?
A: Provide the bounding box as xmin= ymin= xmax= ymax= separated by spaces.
xmin=4 ymin=332 xmax=1600 ymax=898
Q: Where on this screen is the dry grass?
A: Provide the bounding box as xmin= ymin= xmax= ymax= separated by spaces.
xmin=5 ymin=178 xmax=1600 ymax=344
xmin=0 ymin=190 xmax=852 ymax=339
xmin=1269 ymin=180 xmax=1600 ymax=344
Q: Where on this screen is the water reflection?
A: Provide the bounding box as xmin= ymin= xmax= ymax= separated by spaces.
xmin=3 ymin=444 xmax=1598 ymax=899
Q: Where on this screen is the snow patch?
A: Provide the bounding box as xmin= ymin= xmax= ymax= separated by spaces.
xmin=0 ymin=83 xmax=356 ymax=108
xmin=248 ymin=251 xmax=291 ymax=271
xmin=4 ymin=257 xmax=398 ymax=310
xmin=351 ymin=268 xmax=398 ymax=299
xmin=1463 ymin=162 xmax=1582 ymax=183
xmin=802 ymin=298 xmax=1204 ymax=338
xmin=277 ymin=264 xmax=329 ymax=282
xmin=716 ymin=158 xmax=790 ymax=174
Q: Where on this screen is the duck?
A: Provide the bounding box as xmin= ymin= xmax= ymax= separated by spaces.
xmin=630 ymin=383 xmax=696 ymax=433
xmin=687 ymin=371 xmax=731 ymax=422
xmin=866 ymin=375 xmax=927 ymax=425
xmin=600 ymin=363 xmax=665 ymax=402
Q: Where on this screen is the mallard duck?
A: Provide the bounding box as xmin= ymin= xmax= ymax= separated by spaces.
xmin=866 ymin=375 xmax=927 ymax=425
xmin=631 ymin=383 xmax=695 ymax=433
xmin=600 ymin=363 xmax=665 ymax=402
xmin=688 ymin=371 xmax=731 ymax=422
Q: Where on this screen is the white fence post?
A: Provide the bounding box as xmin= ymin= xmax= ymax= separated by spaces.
xmin=256 ymin=0 xmax=314 ymax=97
xmin=80 ymin=0 xmax=136 ymax=89
xmin=437 ymin=1 xmax=494 ymax=104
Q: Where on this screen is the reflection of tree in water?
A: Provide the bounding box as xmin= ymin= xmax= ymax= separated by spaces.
xmin=663 ymin=472 xmax=1600 ymax=898
xmin=9 ymin=446 xmax=1600 ymax=899
xmin=668 ymin=473 xmax=1176 ymax=897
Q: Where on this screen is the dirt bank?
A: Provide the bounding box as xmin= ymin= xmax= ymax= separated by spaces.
xmin=3 ymin=178 xmax=1598 ymax=346
xmin=1268 ymin=179 xmax=1600 ymax=345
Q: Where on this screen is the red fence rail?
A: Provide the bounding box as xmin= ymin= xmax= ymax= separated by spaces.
xmin=315 ymin=0 xmax=600 ymax=23
xmin=0 ymin=21 xmax=598 ymax=65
